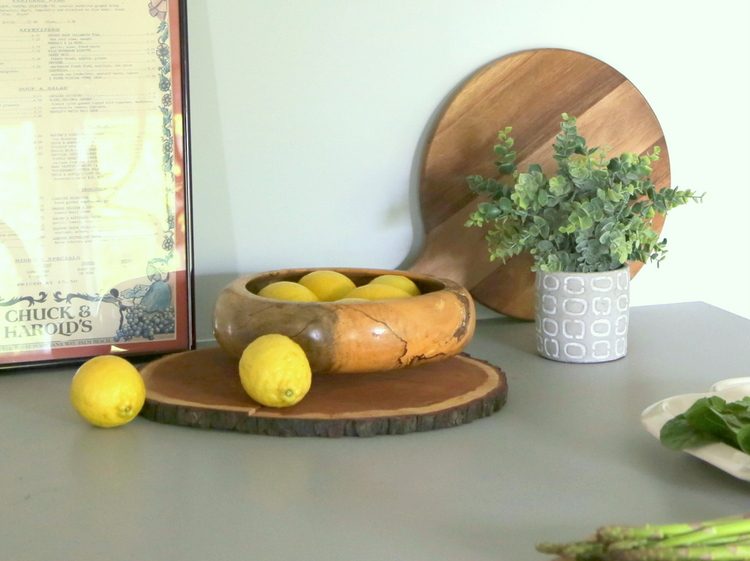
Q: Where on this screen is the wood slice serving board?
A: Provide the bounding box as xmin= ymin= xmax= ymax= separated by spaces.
xmin=139 ymin=348 xmax=507 ymax=437
xmin=409 ymin=48 xmax=671 ymax=320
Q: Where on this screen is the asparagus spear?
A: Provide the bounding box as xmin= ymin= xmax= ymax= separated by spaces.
xmin=699 ymin=535 xmax=750 ymax=547
xmin=536 ymin=514 xmax=750 ymax=561
xmin=611 ymin=544 xmax=750 ymax=560
xmin=537 ymin=540 xmax=606 ymax=559
xmin=597 ymin=515 xmax=748 ymax=543
xmin=656 ymin=518 xmax=750 ymax=547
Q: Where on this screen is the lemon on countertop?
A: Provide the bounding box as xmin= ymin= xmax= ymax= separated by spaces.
xmin=369 ymin=274 xmax=421 ymax=296
xmin=257 ymin=281 xmax=319 ymax=302
xmin=298 ymin=270 xmax=356 ymax=302
xmin=70 ymin=355 xmax=146 ymax=428
xmin=344 ymin=283 xmax=411 ymax=301
xmin=239 ymin=334 xmax=312 ymax=408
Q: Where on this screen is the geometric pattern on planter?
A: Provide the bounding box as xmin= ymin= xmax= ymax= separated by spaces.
xmin=535 ymin=268 xmax=630 ymax=363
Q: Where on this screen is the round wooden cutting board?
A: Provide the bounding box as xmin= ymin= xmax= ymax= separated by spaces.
xmin=139 ymin=348 xmax=508 ymax=437
xmin=409 ymin=48 xmax=671 ymax=320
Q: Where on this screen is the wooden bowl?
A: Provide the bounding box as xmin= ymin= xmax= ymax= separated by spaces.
xmin=213 ymin=268 xmax=476 ymax=374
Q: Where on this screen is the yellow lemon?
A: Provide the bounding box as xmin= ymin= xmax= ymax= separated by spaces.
xmin=70 ymin=355 xmax=146 ymax=428
xmin=369 ymin=274 xmax=421 ymax=296
xmin=345 ymin=284 xmax=411 ymax=301
xmin=257 ymin=281 xmax=318 ymax=302
xmin=239 ymin=334 xmax=312 ymax=408
xmin=298 ymin=270 xmax=356 ymax=302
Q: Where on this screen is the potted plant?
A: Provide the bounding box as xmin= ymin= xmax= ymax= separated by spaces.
xmin=465 ymin=114 xmax=702 ymax=363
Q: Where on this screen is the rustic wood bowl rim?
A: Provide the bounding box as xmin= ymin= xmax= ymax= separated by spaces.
xmin=237 ymin=267 xmax=464 ymax=305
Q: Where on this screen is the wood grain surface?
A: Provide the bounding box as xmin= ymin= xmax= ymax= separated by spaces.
xmin=409 ymin=48 xmax=671 ymax=320
xmin=139 ymin=348 xmax=508 ymax=437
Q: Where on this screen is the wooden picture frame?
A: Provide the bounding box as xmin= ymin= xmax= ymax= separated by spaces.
xmin=0 ymin=0 xmax=194 ymax=368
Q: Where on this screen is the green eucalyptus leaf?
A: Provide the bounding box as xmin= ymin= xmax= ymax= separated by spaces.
xmin=498 ymin=197 xmax=513 ymax=212
xmin=467 ymin=175 xmax=486 ymax=193
xmin=478 ymin=202 xmax=501 ymax=219
xmin=537 ymin=189 xmax=549 ymax=206
xmin=548 ymin=175 xmax=570 ymax=196
xmin=464 ymin=113 xmax=703 ymax=271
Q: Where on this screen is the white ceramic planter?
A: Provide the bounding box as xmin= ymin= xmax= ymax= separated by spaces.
xmin=535 ymin=267 xmax=630 ymax=363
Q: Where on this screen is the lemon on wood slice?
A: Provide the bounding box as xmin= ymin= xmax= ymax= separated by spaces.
xmin=345 ymin=283 xmax=411 ymax=301
xmin=369 ymin=274 xmax=421 ymax=296
xmin=70 ymin=355 xmax=146 ymax=428
xmin=239 ymin=334 xmax=312 ymax=408
xmin=298 ymin=270 xmax=356 ymax=302
xmin=257 ymin=281 xmax=318 ymax=302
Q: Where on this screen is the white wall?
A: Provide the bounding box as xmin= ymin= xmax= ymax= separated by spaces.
xmin=187 ymin=0 xmax=750 ymax=342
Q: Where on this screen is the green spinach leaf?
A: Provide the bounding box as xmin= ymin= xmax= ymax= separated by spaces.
xmin=684 ymin=397 xmax=738 ymax=445
xmin=659 ymin=395 xmax=750 ymax=455
xmin=737 ymin=425 xmax=750 ymax=454
xmin=660 ymin=415 xmax=715 ymax=450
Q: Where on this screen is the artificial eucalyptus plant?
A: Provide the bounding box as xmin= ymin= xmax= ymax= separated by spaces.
xmin=465 ymin=114 xmax=702 ymax=273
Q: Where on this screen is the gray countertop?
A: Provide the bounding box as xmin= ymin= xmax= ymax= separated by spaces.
xmin=2 ymin=302 xmax=749 ymax=561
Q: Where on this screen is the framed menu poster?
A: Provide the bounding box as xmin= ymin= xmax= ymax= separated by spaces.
xmin=0 ymin=0 xmax=194 ymax=368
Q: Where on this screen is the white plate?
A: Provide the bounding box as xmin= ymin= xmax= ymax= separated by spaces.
xmin=641 ymin=379 xmax=750 ymax=482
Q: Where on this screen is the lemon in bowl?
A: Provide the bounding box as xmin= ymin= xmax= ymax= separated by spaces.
xmin=257 ymin=281 xmax=318 ymax=302
xmin=344 ymin=283 xmax=411 ymax=300
xmin=298 ymin=270 xmax=356 ymax=302
xmin=369 ymin=274 xmax=421 ymax=297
